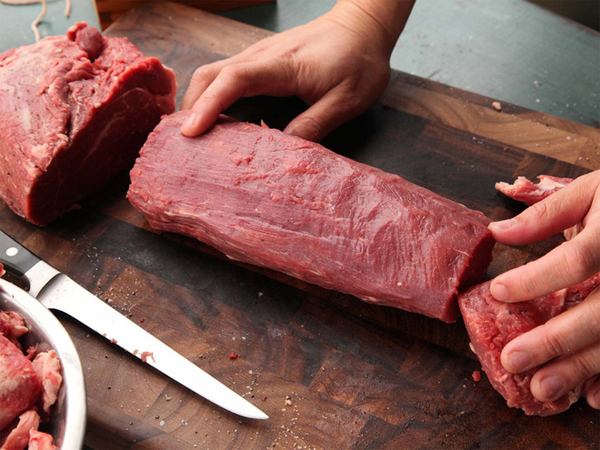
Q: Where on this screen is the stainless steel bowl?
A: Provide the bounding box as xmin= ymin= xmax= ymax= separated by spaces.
xmin=0 ymin=277 xmax=86 ymax=450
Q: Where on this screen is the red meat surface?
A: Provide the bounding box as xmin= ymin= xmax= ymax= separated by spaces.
xmin=26 ymin=430 xmax=56 ymax=450
xmin=0 ymin=410 xmax=40 ymax=450
xmin=128 ymin=112 xmax=495 ymax=322
xmin=31 ymin=351 xmax=62 ymax=417
xmin=459 ymin=275 xmax=599 ymax=415
xmin=0 ymin=312 xmax=28 ymax=349
xmin=0 ymin=22 xmax=176 ymax=225
xmin=0 ymin=335 xmax=41 ymax=430
xmin=495 ymin=175 xmax=573 ymax=205
xmin=0 ymin=264 xmax=61 ymax=447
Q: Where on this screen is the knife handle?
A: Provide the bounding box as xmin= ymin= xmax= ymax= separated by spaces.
xmin=0 ymin=231 xmax=41 ymax=276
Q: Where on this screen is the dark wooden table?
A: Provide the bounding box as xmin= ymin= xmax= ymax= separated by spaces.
xmin=1 ymin=3 xmax=599 ymax=449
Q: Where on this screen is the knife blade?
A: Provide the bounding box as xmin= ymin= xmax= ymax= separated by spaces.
xmin=0 ymin=230 xmax=268 ymax=420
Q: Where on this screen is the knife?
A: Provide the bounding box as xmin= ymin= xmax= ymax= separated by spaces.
xmin=0 ymin=230 xmax=268 ymax=420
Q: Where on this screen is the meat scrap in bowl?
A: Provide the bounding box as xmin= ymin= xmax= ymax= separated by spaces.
xmin=0 ymin=264 xmax=62 ymax=450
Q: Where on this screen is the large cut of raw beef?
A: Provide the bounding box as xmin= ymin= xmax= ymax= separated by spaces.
xmin=0 ymin=22 xmax=176 ymax=225
xmin=460 ymin=173 xmax=597 ymax=415
xmin=128 ymin=112 xmax=495 ymax=322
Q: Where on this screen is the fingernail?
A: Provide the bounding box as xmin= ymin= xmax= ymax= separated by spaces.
xmin=490 ymin=281 xmax=510 ymax=301
xmin=540 ymin=375 xmax=564 ymax=400
xmin=506 ymin=350 xmax=532 ymax=373
xmin=490 ymin=219 xmax=516 ymax=230
xmin=182 ymin=112 xmax=198 ymax=133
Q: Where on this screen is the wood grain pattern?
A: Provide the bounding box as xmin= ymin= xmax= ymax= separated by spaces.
xmin=1 ymin=2 xmax=599 ymax=449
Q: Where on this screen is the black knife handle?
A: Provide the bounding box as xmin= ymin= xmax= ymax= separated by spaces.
xmin=0 ymin=231 xmax=41 ymax=276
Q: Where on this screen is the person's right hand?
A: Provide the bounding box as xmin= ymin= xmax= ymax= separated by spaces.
xmin=488 ymin=170 xmax=600 ymax=409
xmin=180 ymin=0 xmax=413 ymax=142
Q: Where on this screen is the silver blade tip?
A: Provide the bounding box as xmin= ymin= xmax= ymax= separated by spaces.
xmin=241 ymin=409 xmax=269 ymax=420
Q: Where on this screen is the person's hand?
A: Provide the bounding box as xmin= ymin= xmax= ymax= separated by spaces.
xmin=180 ymin=0 xmax=414 ymax=142
xmin=488 ymin=170 xmax=600 ymax=409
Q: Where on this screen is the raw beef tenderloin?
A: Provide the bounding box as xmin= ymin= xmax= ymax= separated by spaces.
xmin=128 ymin=112 xmax=495 ymax=322
xmin=0 ymin=22 xmax=176 ymax=225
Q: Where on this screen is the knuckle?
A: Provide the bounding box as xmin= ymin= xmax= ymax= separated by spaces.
xmin=275 ymin=57 xmax=298 ymax=87
xmin=571 ymin=352 xmax=599 ymax=379
xmin=199 ymin=88 xmax=219 ymax=102
xmin=341 ymin=91 xmax=363 ymax=111
xmin=513 ymin=263 xmax=545 ymax=299
xmin=295 ymin=115 xmax=324 ymax=141
xmin=530 ymin=199 xmax=552 ymax=221
xmin=199 ymin=90 xmax=227 ymax=113
xmin=540 ymin=327 xmax=569 ymax=359
xmin=526 ymin=197 xmax=566 ymax=237
xmin=220 ymin=64 xmax=245 ymax=81
xmin=588 ymin=299 xmax=600 ymax=326
xmin=191 ymin=65 xmax=214 ymax=84
xmin=560 ymin=242 xmax=596 ymax=280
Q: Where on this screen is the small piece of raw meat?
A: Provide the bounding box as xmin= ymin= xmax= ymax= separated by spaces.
xmin=0 ymin=312 xmax=28 ymax=349
xmin=128 ymin=112 xmax=495 ymax=322
xmin=0 ymin=263 xmax=27 ymax=349
xmin=27 ymin=430 xmax=57 ymax=450
xmin=31 ymin=351 xmax=62 ymax=416
xmin=0 ymin=22 xmax=176 ymax=225
xmin=495 ymin=175 xmax=573 ymax=205
xmin=0 ymin=410 xmax=40 ymax=450
xmin=0 ymin=335 xmax=41 ymax=430
xmin=459 ymin=273 xmax=600 ymax=415
xmin=495 ymin=175 xmax=581 ymax=239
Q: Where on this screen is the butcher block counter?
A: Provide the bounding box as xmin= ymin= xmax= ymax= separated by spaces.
xmin=1 ymin=2 xmax=599 ymax=449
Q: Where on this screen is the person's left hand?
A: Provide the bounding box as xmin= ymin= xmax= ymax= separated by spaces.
xmin=179 ymin=0 xmax=402 ymax=142
xmin=488 ymin=170 xmax=600 ymax=409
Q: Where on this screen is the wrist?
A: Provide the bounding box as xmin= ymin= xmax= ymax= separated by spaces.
xmin=329 ymin=0 xmax=414 ymax=54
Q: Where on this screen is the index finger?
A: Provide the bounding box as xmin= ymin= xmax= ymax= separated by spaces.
xmin=490 ymin=227 xmax=600 ymax=302
xmin=180 ymin=61 xmax=297 ymax=137
xmin=489 ymin=171 xmax=597 ymax=246
xmin=180 ymin=62 xmax=226 ymax=111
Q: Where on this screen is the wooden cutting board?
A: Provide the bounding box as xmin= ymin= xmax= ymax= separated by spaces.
xmin=1 ymin=2 xmax=599 ymax=449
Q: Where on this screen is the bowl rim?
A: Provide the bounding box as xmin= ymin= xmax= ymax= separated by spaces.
xmin=0 ymin=277 xmax=86 ymax=450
